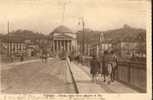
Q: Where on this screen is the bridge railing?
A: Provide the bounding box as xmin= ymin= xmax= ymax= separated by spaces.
xmin=66 ymin=57 xmax=79 ymax=93
xmin=79 ymin=57 xmax=146 ymax=93
xmin=117 ymin=61 xmax=146 ymax=93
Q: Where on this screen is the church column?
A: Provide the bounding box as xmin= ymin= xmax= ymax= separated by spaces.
xmin=63 ymin=40 xmax=64 ymax=51
xmin=59 ymin=40 xmax=60 ymax=51
xmin=53 ymin=40 xmax=55 ymax=53
xmin=55 ymin=40 xmax=57 ymax=53
xmin=63 ymin=40 xmax=65 ymax=51
xmin=54 ymin=40 xmax=55 ymax=52
xmin=66 ymin=40 xmax=68 ymax=52
xmin=62 ymin=40 xmax=64 ymax=51
xmin=58 ymin=40 xmax=60 ymax=53
xmin=60 ymin=40 xmax=62 ymax=52
xmin=60 ymin=40 xmax=61 ymax=51
xmin=56 ymin=40 xmax=58 ymax=55
xmin=65 ymin=40 xmax=67 ymax=51
xmin=67 ymin=40 xmax=69 ymax=53
xmin=58 ymin=40 xmax=61 ymax=52
xmin=57 ymin=40 xmax=59 ymax=52
xmin=70 ymin=40 xmax=72 ymax=52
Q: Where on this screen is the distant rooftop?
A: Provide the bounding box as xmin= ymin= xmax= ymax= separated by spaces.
xmin=1 ymin=36 xmax=24 ymax=43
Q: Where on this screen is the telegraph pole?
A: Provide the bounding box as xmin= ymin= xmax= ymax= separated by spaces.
xmin=7 ymin=21 xmax=10 ymax=56
xmin=8 ymin=21 xmax=10 ymax=34
xmin=61 ymin=0 xmax=71 ymax=24
xmin=79 ymin=17 xmax=85 ymax=55
xmin=82 ymin=18 xmax=85 ymax=55
xmin=100 ymin=32 xmax=104 ymax=55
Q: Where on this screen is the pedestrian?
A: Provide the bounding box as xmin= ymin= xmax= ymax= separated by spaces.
xmin=68 ymin=55 xmax=71 ymax=62
xmin=101 ymin=51 xmax=108 ymax=82
xmin=96 ymin=57 xmax=101 ymax=81
xmin=90 ymin=55 xmax=100 ymax=82
xmin=79 ymin=55 xmax=82 ymax=63
xmin=20 ymin=53 xmax=24 ymax=62
xmin=111 ymin=51 xmax=118 ymax=82
xmin=41 ymin=48 xmax=48 ymax=63
xmin=10 ymin=54 xmax=14 ymax=62
xmin=44 ymin=54 xmax=48 ymax=63
xmin=41 ymin=53 xmax=45 ymax=63
xmin=74 ymin=55 xmax=79 ymax=63
xmin=105 ymin=50 xmax=116 ymax=84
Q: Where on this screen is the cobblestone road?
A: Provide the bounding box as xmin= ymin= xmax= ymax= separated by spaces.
xmin=1 ymin=58 xmax=75 ymax=94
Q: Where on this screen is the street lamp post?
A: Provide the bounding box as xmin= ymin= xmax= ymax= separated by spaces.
xmin=7 ymin=21 xmax=11 ymax=61
xmin=78 ymin=17 xmax=85 ymax=56
xmin=82 ymin=19 xmax=85 ymax=56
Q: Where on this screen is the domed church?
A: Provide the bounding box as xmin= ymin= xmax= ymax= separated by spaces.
xmin=49 ymin=25 xmax=77 ymax=55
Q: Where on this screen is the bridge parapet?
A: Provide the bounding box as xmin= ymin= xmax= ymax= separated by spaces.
xmin=117 ymin=61 xmax=146 ymax=92
xmin=79 ymin=58 xmax=146 ymax=93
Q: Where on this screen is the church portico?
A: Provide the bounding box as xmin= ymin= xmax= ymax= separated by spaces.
xmin=53 ymin=39 xmax=72 ymax=53
xmin=50 ymin=25 xmax=77 ymax=56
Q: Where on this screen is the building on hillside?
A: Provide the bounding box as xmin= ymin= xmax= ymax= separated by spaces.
xmin=49 ymin=25 xmax=77 ymax=56
xmin=0 ymin=34 xmax=3 ymax=52
xmin=0 ymin=34 xmax=4 ymax=55
xmin=76 ymin=29 xmax=103 ymax=56
xmin=114 ymin=33 xmax=146 ymax=58
xmin=89 ymin=32 xmax=112 ymax=57
xmin=90 ymin=40 xmax=112 ymax=57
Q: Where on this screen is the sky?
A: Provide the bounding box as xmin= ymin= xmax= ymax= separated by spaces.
xmin=0 ymin=0 xmax=150 ymax=34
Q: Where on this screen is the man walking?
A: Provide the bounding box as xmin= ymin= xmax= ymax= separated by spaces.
xmin=111 ymin=51 xmax=118 ymax=82
xmin=101 ymin=51 xmax=108 ymax=82
xmin=90 ymin=55 xmax=100 ymax=82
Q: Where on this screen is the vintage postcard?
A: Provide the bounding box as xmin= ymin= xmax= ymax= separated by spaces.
xmin=0 ymin=0 xmax=152 ymax=100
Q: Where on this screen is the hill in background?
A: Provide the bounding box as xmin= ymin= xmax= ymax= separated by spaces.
xmin=76 ymin=25 xmax=146 ymax=45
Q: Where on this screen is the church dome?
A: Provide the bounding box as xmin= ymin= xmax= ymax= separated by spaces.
xmin=52 ymin=25 xmax=72 ymax=34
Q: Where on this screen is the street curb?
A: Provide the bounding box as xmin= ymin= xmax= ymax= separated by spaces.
xmin=66 ymin=57 xmax=79 ymax=93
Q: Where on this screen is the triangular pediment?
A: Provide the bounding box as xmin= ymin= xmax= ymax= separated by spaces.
xmin=53 ymin=34 xmax=75 ymax=40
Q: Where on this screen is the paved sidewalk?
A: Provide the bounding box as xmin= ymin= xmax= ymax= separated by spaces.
xmin=67 ymin=60 xmax=106 ymax=93
xmin=69 ymin=61 xmax=138 ymax=93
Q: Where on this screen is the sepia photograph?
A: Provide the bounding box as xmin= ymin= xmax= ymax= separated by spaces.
xmin=0 ymin=0 xmax=151 ymax=99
